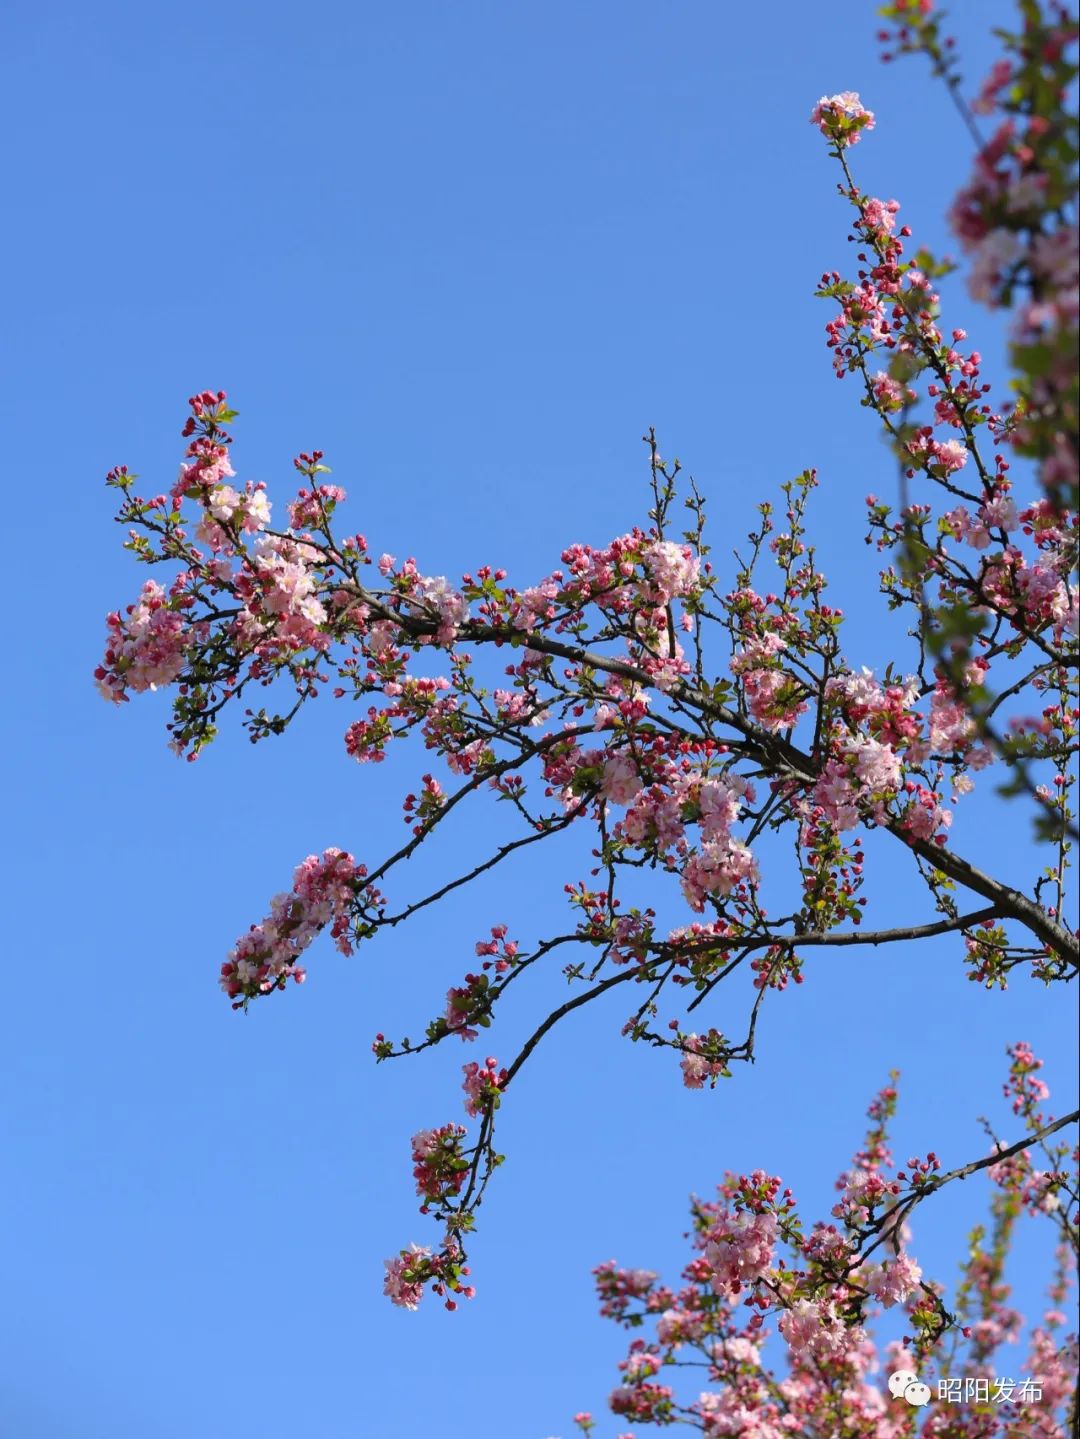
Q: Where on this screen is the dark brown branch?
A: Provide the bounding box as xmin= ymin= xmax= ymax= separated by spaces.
xmin=862 ymin=1108 xmax=1080 ymax=1264
xmin=344 ymin=581 xmax=1079 ymax=969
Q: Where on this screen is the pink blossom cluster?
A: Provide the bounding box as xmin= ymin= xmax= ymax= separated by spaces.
xmin=504 ymin=530 xmax=697 ymax=636
xmin=382 ymin=1240 xmax=475 ymax=1311
xmin=95 ymin=580 xmax=193 ymax=702
xmin=680 ymin=837 xmax=758 ymax=910
xmin=287 ymin=480 xmax=347 ymax=531
xmin=411 ymin=1123 xmax=469 ymax=1209
xmin=833 ymin=1163 xmax=901 ymax=1225
xmin=600 ymin=751 xmax=644 ymax=806
xmin=809 ymin=91 xmax=876 ymax=146
xmin=609 ymin=1379 xmax=674 ymax=1422
xmin=701 ymin=1207 xmax=780 ymax=1299
xmin=593 ymin=1261 xmax=660 ymax=1321
xmin=731 ymin=633 xmax=808 ymax=733
xmin=195 ymin=480 xmax=272 ymax=550
xmin=461 ymin=1055 xmax=506 ymax=1117
xmin=343 ymin=707 xmax=395 ymax=762
xmin=813 ymin=733 xmax=903 ymax=832
xmin=173 ymin=434 xmax=235 ymax=505
xmin=411 ymin=573 xmax=469 ymax=645
xmin=610 ymin=762 xmax=759 ymax=911
xmin=899 ymin=781 xmax=953 ymax=842
xmin=679 ymin=1031 xmax=730 ymax=1089
xmin=778 ymin=1296 xmax=858 ymax=1365
xmin=1005 ymin=1039 xmax=1051 ymax=1118
xmin=640 ymin=539 xmax=701 ymax=604
xmin=443 ymin=971 xmax=492 ymax=1041
xmin=905 ymin=430 xmax=969 ymax=475
xmin=578 ymin=1052 xmax=1076 ymax=1435
xmin=473 ymin=924 xmax=519 ymax=974
xmin=826 ymin=669 xmax=921 ymax=747
xmin=943 ymin=499 xmax=1019 ymax=551
xmin=859 ymin=1251 xmax=924 ymax=1308
xmin=219 ymin=848 xmax=365 ymax=1004
xmin=696 ymin=1387 xmax=788 ymax=1438
xmin=250 ymin=534 xmax=327 ymax=627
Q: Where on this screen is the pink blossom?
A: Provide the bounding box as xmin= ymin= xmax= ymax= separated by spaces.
xmin=680 ymin=1033 xmax=729 ymax=1089
xmin=862 ymin=1252 xmax=923 ymax=1307
xmin=681 ymin=838 xmax=758 ymax=910
xmin=810 ymin=91 xmax=875 ymax=146
xmin=655 ymin=1307 xmax=708 ymax=1345
xmin=779 ymin=1297 xmax=855 ymax=1365
xmin=413 ymin=574 xmax=469 ymax=643
xmin=219 ymin=848 xmax=365 ymax=1003
xmin=703 ymin=1209 xmax=779 ymax=1297
xmin=972 ymin=58 xmax=1013 ymax=114
xmin=287 ymin=482 xmax=345 ymax=530
xmin=908 ymin=433 xmax=969 ymax=473
xmin=252 ymin=534 xmax=327 ymax=625
xmin=929 ymin=684 xmax=977 ymax=755
xmin=619 ymin=785 xmax=687 ymax=851
xmin=862 ymin=196 xmax=900 ymax=234
xmin=609 ymin=1381 xmax=674 ymax=1422
xmin=696 ymin=1389 xmax=786 ymax=1438
xmin=870 ymin=371 xmax=912 ymax=411
xmin=900 ymin=789 xmax=952 ymax=841
xmin=641 ymin=539 xmax=700 ymax=603
xmin=461 ymin=1056 xmax=506 ymax=1117
xmin=444 ymin=972 xmax=490 ymax=1040
xmin=383 ymin=1244 xmax=430 ymax=1309
xmin=601 ymin=752 xmax=643 ymax=806
xmin=208 ymin=484 xmax=241 ymax=521
xmin=95 ymin=580 xmax=192 ymax=702
xmin=981 ymin=496 xmax=1019 ymax=532
xmin=411 ymin=1122 xmax=469 ymax=1205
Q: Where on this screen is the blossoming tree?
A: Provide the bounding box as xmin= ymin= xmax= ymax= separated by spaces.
xmin=97 ymin=0 xmax=1077 ymax=1432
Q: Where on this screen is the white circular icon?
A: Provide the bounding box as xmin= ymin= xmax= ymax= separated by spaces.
xmin=888 ymin=1370 xmax=932 ymax=1407
xmin=888 ymin=1369 xmax=918 ymax=1398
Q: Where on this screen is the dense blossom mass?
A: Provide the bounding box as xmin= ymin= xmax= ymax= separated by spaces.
xmin=97 ymin=0 xmax=1077 ymax=1433
xmin=573 ymin=1050 xmax=1077 ymax=1437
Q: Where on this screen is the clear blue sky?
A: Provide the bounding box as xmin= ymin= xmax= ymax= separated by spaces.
xmin=2 ymin=2 xmax=1075 ymax=1435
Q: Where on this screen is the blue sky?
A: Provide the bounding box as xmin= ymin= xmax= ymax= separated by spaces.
xmin=2 ymin=1 xmax=1076 ymax=1435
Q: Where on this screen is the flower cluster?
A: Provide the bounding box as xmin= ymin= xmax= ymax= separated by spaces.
xmin=411 ymin=1123 xmax=470 ymax=1210
xmin=679 ymin=1031 xmax=731 ymax=1090
xmin=218 ymin=848 xmax=366 ymax=1004
xmin=382 ymin=1240 xmax=475 ymax=1311
xmin=576 ymin=1054 xmax=1076 ymax=1436
xmin=461 ymin=1056 xmax=506 ymax=1117
xmin=95 ymin=580 xmax=193 ymax=702
xmin=97 ymin=2 xmax=1079 ymax=1358
xmin=809 ymin=91 xmax=876 ymax=147
xmin=701 ymin=1205 xmax=780 ymax=1299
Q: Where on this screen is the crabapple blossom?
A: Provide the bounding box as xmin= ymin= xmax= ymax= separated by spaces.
xmin=810 ymin=91 xmax=876 ymax=146
xmin=575 ymin=1055 xmax=1076 ymax=1434
xmin=461 ymin=1056 xmax=506 ymax=1117
xmin=861 ymin=1252 xmax=924 ymax=1307
xmin=640 ymin=539 xmax=700 ymax=603
xmin=218 ymin=848 xmax=368 ymax=1004
xmin=96 ymin=590 xmax=190 ymax=703
xmin=97 ymin=1 xmax=1078 ymax=1386
xmin=702 ymin=1206 xmax=780 ymax=1298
